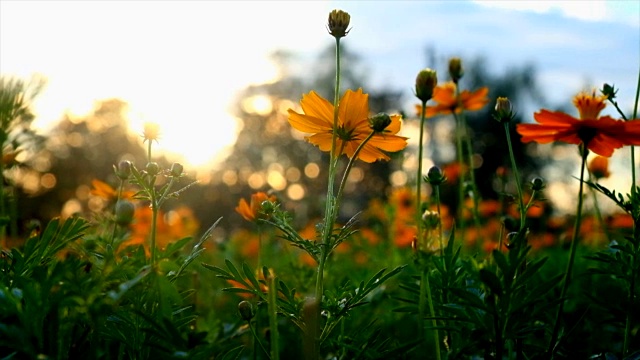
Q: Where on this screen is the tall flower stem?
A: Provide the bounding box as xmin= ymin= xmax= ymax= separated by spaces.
xmin=434 ymin=184 xmax=444 ymax=255
xmin=417 ymin=103 xmax=427 ymax=246
xmin=335 ymin=131 xmax=375 ymax=213
xmin=315 ymin=35 xmax=342 ymax=357
xmin=453 ymin=112 xmax=467 ymax=235
xmin=548 ymin=150 xmax=588 ymax=356
xmin=503 ymin=123 xmax=526 ymax=231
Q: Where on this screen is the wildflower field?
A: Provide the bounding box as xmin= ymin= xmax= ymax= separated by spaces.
xmin=2 ymin=8 xmax=640 ymax=360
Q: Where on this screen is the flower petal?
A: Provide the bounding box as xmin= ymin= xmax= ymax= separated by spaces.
xmin=300 ymin=91 xmax=335 ymax=125
xmin=339 ymin=88 xmax=369 ymax=129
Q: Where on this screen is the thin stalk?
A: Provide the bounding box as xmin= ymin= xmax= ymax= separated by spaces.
xmin=587 ymin=173 xmax=609 ymax=243
xmin=267 ymin=275 xmax=280 ymax=360
xmin=454 ymin=112 xmax=467 ymax=236
xmin=150 ymin=194 xmax=158 ymax=266
xmin=548 ymin=150 xmax=588 ymax=356
xmin=314 ymin=36 xmax=343 ymax=357
xmin=417 ymin=101 xmax=427 ymax=251
xmin=503 ymin=123 xmax=526 ymax=231
xmin=335 ymin=131 xmax=375 ymax=214
xmin=434 ymin=184 xmax=444 ymax=255
xmin=419 ymin=268 xmax=441 ymax=359
xmin=248 ymin=320 xmax=271 ymax=359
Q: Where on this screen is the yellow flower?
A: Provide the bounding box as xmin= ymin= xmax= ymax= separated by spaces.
xmin=288 ymin=88 xmax=408 ymax=163
xmin=142 ymin=122 xmax=161 ymax=142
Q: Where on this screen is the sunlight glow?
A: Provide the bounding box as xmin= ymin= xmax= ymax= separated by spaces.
xmin=1 ymin=1 xmax=330 ymax=170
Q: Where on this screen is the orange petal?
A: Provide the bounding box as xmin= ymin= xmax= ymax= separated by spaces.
xmin=339 ymin=88 xmax=369 ymax=130
xmin=288 ymin=110 xmax=331 ymax=133
xmin=300 ymin=91 xmax=335 ymax=124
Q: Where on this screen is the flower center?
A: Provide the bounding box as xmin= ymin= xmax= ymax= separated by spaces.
xmin=335 ymin=126 xmax=355 ymax=141
xmin=577 ymin=126 xmax=597 ymax=147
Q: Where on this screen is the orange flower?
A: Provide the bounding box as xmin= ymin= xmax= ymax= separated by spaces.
xmin=588 ymin=156 xmax=610 ymax=179
xmin=288 ymin=88 xmax=408 ymax=163
xmin=90 ymin=179 xmax=135 ymax=201
xmin=517 ymin=91 xmax=640 ymax=157
xmin=235 ymin=192 xmax=276 ymax=222
xmin=415 ymin=82 xmax=489 ymax=117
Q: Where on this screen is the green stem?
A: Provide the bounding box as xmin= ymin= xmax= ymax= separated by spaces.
xmin=417 ymin=101 xmax=427 ymax=251
xmin=314 ymin=37 xmax=343 ymax=358
xmin=548 ymin=150 xmax=588 ymax=356
xmin=335 ymin=131 xmax=375 ymax=216
xmin=150 ymin=194 xmax=158 ymax=266
xmin=419 ymin=268 xmax=441 ymax=359
xmin=248 ymin=320 xmax=271 ymax=359
xmin=453 ymin=112 xmax=467 ymax=237
xmin=503 ymin=123 xmax=526 ymax=231
xmin=434 ymin=184 xmax=444 ymax=255
xmin=268 ymin=275 xmax=280 ymax=360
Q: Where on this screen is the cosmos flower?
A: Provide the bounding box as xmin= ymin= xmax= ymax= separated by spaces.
xmin=235 ymin=192 xmax=277 ymax=222
xmin=415 ymin=82 xmax=489 ymax=117
xmin=516 ymin=91 xmax=640 ymax=157
xmin=288 ymin=88 xmax=408 ymax=163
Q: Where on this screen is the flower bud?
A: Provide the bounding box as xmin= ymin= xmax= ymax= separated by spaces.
xmin=448 ymin=57 xmax=464 ymax=83
xmin=115 ymin=160 xmax=132 ymax=180
xmin=115 ymin=200 xmax=135 ymax=226
xmin=145 ymin=162 xmax=160 ymax=176
xmin=415 ymin=68 xmax=438 ymax=103
xmin=369 ymin=113 xmax=392 ymax=132
xmin=170 ymin=162 xmax=183 ymax=177
xmin=530 ymin=177 xmax=546 ymax=191
xmin=421 ymin=210 xmax=440 ymax=230
xmin=588 ymin=156 xmax=610 ymax=180
xmin=601 ymin=83 xmax=617 ymax=100
xmin=425 ymin=166 xmax=446 ymax=186
xmin=327 ymin=9 xmax=351 ymax=38
xmin=493 ymin=97 xmax=514 ymax=123
xmin=238 ymin=301 xmax=254 ymax=321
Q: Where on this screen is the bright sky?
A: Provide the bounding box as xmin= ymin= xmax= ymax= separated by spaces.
xmin=0 ymin=1 xmax=330 ymax=168
xmin=2 ymin=0 xmax=638 ymax=171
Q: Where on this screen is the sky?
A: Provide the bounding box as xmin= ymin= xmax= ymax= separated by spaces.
xmin=1 ymin=0 xmax=639 ymax=171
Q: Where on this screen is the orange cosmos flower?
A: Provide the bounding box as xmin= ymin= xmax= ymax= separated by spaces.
xmin=588 ymin=156 xmax=610 ymax=179
xmin=235 ymin=192 xmax=277 ymax=222
xmin=90 ymin=179 xmax=135 ymax=201
xmin=516 ymin=91 xmax=640 ymax=157
xmin=288 ymin=88 xmax=408 ymax=163
xmin=415 ymin=81 xmax=489 ymax=117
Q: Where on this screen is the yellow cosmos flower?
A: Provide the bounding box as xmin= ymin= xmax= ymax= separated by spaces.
xmin=287 ymin=88 xmax=408 ymax=163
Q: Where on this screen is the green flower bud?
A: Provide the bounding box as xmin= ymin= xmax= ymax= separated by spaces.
xmin=448 ymin=57 xmax=464 ymax=83
xmin=425 ymin=166 xmax=446 ymax=186
xmin=328 ymin=9 xmax=351 ymax=38
xmin=238 ymin=301 xmax=254 ymax=321
xmin=115 ymin=200 xmax=135 ymax=226
xmin=145 ymin=162 xmax=160 ymax=176
xmin=415 ymin=68 xmax=438 ymax=103
xmin=369 ymin=113 xmax=392 ymax=132
xmin=493 ymin=97 xmax=514 ymax=123
xmin=170 ymin=162 xmax=183 ymax=177
xmin=114 ymin=160 xmax=132 ymax=180
xmin=530 ymin=177 xmax=545 ymax=191
xmin=601 ymin=83 xmax=617 ymax=100
xmin=421 ymin=210 xmax=440 ymax=230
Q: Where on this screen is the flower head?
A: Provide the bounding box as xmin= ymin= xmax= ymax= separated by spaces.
xmin=415 ymin=82 xmax=489 ymax=118
xmin=327 ymin=9 xmax=351 ymax=38
xmin=516 ymin=91 xmax=640 ymax=157
xmin=448 ymin=57 xmax=464 ymax=83
xmin=288 ymin=88 xmax=408 ymax=163
xmin=588 ymin=156 xmax=610 ymax=179
xmin=236 ymin=192 xmax=277 ymax=222
xmin=415 ymin=68 xmax=438 ymax=103
xmin=142 ymin=122 xmax=161 ymax=143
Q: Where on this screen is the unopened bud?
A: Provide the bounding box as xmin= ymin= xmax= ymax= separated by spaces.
xmin=425 ymin=166 xmax=446 ymax=186
xmin=145 ymin=162 xmax=160 ymax=176
xmin=115 ymin=200 xmax=135 ymax=226
xmin=530 ymin=177 xmax=545 ymax=191
xmin=493 ymin=97 xmax=514 ymax=123
xmin=369 ymin=113 xmax=392 ymax=132
xmin=170 ymin=162 xmax=183 ymax=177
xmin=421 ymin=210 xmax=440 ymax=230
xmin=448 ymin=57 xmax=464 ymax=83
xmin=115 ymin=160 xmax=132 ymax=180
xmin=327 ymin=9 xmax=351 ymax=38
xmin=415 ymin=68 xmax=438 ymax=103
xmin=238 ymin=301 xmax=254 ymax=321
xmin=601 ymin=83 xmax=617 ymax=100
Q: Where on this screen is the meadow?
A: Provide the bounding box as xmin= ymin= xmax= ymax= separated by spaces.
xmin=1 ymin=8 xmax=639 ymax=360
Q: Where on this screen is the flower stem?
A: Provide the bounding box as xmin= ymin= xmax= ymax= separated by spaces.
xmin=335 ymin=131 xmax=375 ymax=213
xmin=419 ymin=268 xmax=441 ymax=359
xmin=503 ymin=123 xmax=526 ymax=231
xmin=314 ymin=35 xmax=342 ymax=358
xmin=248 ymin=320 xmax=271 ymax=359
xmin=267 ymin=274 xmax=280 ymax=360
xmin=417 ymin=102 xmax=427 ymax=250
xmin=434 ymin=184 xmax=444 ymax=255
xmin=548 ymin=150 xmax=588 ymax=356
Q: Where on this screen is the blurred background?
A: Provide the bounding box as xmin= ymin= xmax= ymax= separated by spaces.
xmin=1 ymin=0 xmax=638 ymax=242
